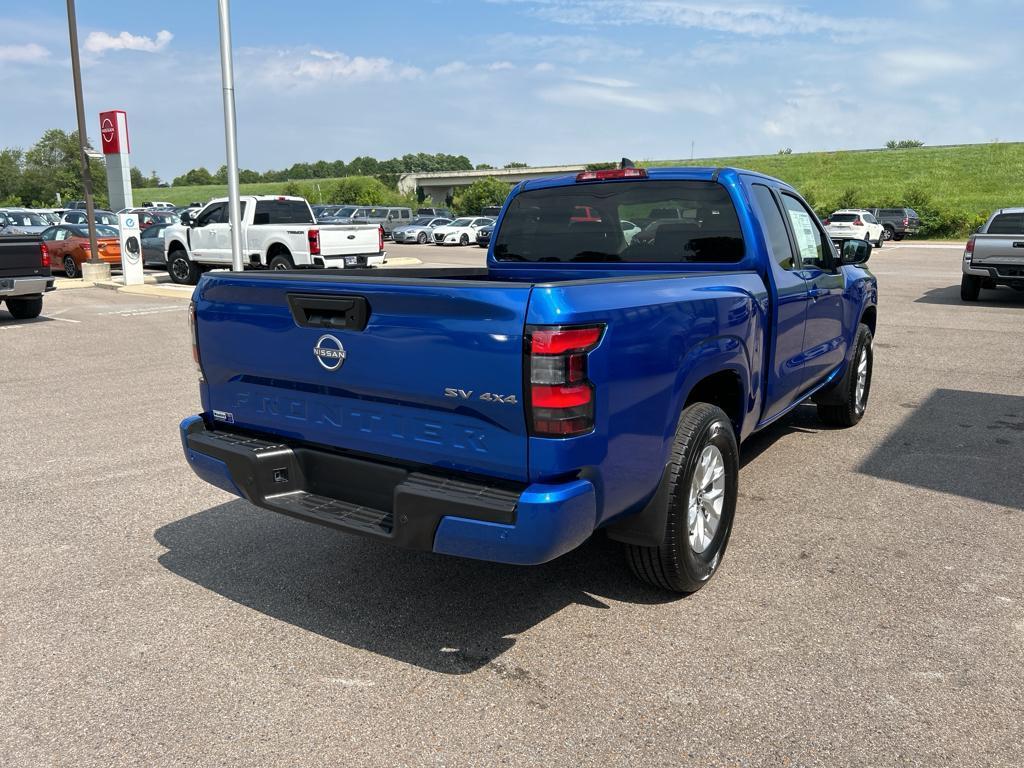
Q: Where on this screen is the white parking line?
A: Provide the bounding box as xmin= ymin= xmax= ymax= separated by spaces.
xmin=48 ymin=316 xmax=82 ymax=324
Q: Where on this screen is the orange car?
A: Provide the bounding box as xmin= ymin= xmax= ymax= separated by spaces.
xmin=41 ymin=224 xmax=121 ymax=278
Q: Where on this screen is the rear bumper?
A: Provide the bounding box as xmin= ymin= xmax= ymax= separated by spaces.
xmin=180 ymin=416 xmax=595 ymax=565
xmin=320 ymin=251 xmax=387 ymax=269
xmin=0 ymin=275 xmax=54 ymax=297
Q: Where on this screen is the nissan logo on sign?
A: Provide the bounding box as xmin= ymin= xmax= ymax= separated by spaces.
xmin=101 ymin=118 xmax=115 ymax=145
xmin=99 ymin=110 xmax=127 ymax=154
xmin=313 ymin=335 xmax=346 ymax=371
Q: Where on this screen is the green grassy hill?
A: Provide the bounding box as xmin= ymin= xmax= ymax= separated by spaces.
xmin=159 ymin=142 xmax=1024 ymax=236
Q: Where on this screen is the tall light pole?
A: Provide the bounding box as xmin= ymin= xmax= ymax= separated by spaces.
xmin=217 ymin=0 xmax=244 ymax=272
xmin=66 ymin=0 xmax=102 ymax=274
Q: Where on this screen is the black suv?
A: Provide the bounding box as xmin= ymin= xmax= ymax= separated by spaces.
xmin=867 ymin=207 xmax=921 ymax=241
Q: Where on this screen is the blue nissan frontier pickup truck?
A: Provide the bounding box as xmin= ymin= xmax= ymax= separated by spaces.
xmin=180 ymin=166 xmax=877 ymax=593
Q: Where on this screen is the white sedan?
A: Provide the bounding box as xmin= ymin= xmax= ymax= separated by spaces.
xmin=431 ymin=217 xmax=494 ymax=246
xmin=621 ymin=219 xmax=641 ymax=244
xmin=824 ymin=209 xmax=885 ymax=247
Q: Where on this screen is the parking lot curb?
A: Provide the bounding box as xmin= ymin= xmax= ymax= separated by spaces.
xmin=383 ymin=257 xmax=422 ymax=267
xmin=116 ymin=283 xmax=194 ymax=300
xmin=52 ymin=279 xmax=96 ymax=290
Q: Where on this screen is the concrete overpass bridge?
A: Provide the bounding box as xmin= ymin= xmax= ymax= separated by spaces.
xmin=398 ymin=164 xmax=587 ymax=204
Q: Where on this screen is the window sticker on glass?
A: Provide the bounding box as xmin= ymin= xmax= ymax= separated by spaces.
xmin=789 ymin=209 xmax=819 ymax=264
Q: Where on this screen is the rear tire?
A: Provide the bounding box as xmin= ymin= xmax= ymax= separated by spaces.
xmin=882 ymin=226 xmax=894 ymax=241
xmin=893 ymin=233 xmax=905 ymax=241
xmin=63 ymin=255 xmax=79 ymax=278
xmin=961 ymin=274 xmax=981 ymax=302
xmin=816 ymin=324 xmax=873 ymax=427
xmin=625 ymin=403 xmax=738 ymax=594
xmin=875 ymin=232 xmax=884 ymax=248
xmin=168 ymin=250 xmax=200 ymax=285
xmin=268 ymin=252 xmax=294 ymax=270
xmin=4 ymin=296 xmax=43 ymax=320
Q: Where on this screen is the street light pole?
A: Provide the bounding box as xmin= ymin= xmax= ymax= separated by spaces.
xmin=66 ymin=0 xmax=100 ymax=268
xmin=217 ymin=0 xmax=244 ymax=272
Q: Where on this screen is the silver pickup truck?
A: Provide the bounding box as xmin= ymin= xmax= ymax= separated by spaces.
xmin=962 ymin=208 xmax=1024 ymax=301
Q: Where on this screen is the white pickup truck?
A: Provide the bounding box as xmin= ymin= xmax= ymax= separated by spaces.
xmin=164 ymin=196 xmax=385 ymax=285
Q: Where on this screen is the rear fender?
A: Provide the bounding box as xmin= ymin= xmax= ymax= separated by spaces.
xmin=605 ymin=337 xmax=752 ymax=547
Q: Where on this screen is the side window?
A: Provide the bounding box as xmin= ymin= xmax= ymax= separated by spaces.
xmin=987 ymin=213 xmax=1024 ymax=235
xmin=751 ymin=184 xmax=797 ymax=270
xmin=195 ymin=203 xmax=225 ymax=226
xmin=864 ymin=213 xmax=877 ymax=224
xmin=781 ymin=194 xmax=828 ymax=269
xmin=55 ymin=228 xmax=69 ymax=241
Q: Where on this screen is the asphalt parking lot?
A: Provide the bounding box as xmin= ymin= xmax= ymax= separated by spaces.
xmin=2 ymin=242 xmax=1023 ymax=766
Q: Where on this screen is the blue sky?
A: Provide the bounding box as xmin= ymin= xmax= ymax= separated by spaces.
xmin=1 ymin=1 xmax=1020 ymax=179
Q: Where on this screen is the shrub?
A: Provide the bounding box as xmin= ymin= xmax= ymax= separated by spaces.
xmin=885 ymin=139 xmax=925 ymax=149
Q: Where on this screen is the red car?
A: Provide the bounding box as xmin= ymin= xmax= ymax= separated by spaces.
xmin=40 ymin=224 xmax=122 ymax=278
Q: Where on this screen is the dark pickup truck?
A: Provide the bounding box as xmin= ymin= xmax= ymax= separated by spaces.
xmin=0 ymin=234 xmax=53 ymax=319
xmin=181 ymin=166 xmax=879 ymax=594
xmin=867 ymin=207 xmax=921 ymax=241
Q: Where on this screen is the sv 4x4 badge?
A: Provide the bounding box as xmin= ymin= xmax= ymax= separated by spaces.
xmin=444 ymin=388 xmax=518 ymax=404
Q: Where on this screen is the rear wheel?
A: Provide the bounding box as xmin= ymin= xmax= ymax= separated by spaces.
xmin=268 ymin=252 xmax=294 ymax=270
xmin=63 ymin=255 xmax=79 ymax=278
xmin=882 ymin=226 xmax=894 ymax=241
xmin=816 ymin=324 xmax=873 ymax=427
xmin=893 ymin=233 xmax=905 ymax=241
xmin=459 ymin=234 xmax=469 ymax=246
xmin=961 ymin=274 xmax=981 ymax=302
xmin=168 ymin=250 xmax=200 ymax=285
xmin=875 ymin=231 xmax=884 ymax=248
xmin=4 ymin=296 xmax=43 ymax=320
xmin=417 ymin=232 xmax=427 ymax=244
xmin=625 ymin=403 xmax=738 ymax=594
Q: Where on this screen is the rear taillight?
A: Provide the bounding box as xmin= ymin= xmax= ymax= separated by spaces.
xmin=39 ymin=242 xmax=50 ymax=269
xmin=527 ymin=324 xmax=604 ymax=437
xmin=853 ymin=218 xmax=863 ymax=226
xmin=965 ymin=237 xmax=975 ymax=261
xmin=902 ymin=217 xmax=909 ymax=226
xmin=308 ymin=228 xmax=320 ymax=256
xmin=378 ymin=225 xmax=384 ymax=252
xmin=188 ymin=301 xmax=204 ymax=382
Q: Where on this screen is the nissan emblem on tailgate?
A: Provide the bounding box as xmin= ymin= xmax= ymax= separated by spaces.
xmin=313 ymin=335 xmax=346 ymax=371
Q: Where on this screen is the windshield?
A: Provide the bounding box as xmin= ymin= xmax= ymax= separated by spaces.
xmin=410 ymin=217 xmax=433 ymax=226
xmin=449 ymin=218 xmax=473 ymax=227
xmin=334 ymin=206 xmax=356 ymax=218
xmin=95 ymin=213 xmax=117 ymax=225
xmin=829 ymin=213 xmax=858 ymax=222
xmin=493 ymin=180 xmax=744 ymax=263
xmin=95 ymin=225 xmax=119 ymax=237
xmin=9 ymin=212 xmax=46 ymax=226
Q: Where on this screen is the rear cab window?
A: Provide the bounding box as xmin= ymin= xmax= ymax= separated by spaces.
xmin=253 ymin=200 xmax=313 ymax=225
xmin=987 ymin=213 xmax=1024 ymax=235
xmin=493 ymin=180 xmax=744 ymax=263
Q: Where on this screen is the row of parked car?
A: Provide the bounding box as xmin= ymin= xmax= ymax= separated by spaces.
xmin=310 ymin=204 xmax=503 ymax=243
xmin=823 ymin=207 xmax=921 ymax=245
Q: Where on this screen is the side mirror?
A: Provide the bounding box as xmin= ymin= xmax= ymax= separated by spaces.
xmin=835 ymin=238 xmax=872 ymax=266
xmin=180 ymin=211 xmax=193 ymax=226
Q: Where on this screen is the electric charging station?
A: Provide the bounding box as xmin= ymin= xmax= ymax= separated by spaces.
xmin=117 ymin=212 xmax=144 ymax=285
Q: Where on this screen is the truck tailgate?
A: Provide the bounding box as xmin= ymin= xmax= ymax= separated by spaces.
xmin=194 ymin=272 xmax=532 ymax=481
xmin=317 ymin=225 xmax=381 ymax=257
xmin=972 ymin=234 xmax=1024 ymax=266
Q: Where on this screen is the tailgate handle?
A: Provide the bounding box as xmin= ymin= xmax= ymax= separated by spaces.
xmin=287 ymin=294 xmax=370 ymax=331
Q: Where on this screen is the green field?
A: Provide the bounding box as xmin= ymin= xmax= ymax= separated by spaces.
xmin=154 ymin=180 xmax=346 ymax=207
xmin=649 ymin=142 xmax=1024 ymax=217
xmin=160 ymin=143 xmax=1024 ymax=236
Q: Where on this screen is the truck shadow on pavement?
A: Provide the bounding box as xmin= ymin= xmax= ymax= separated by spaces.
xmin=155 ymin=503 xmax=677 ymax=674
xmin=916 ymin=285 xmax=1024 ymax=306
xmin=859 ymin=388 xmax=1024 ymax=509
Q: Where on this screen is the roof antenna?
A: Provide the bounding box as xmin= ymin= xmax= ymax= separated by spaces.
xmin=620 ymin=157 xmax=635 ymax=169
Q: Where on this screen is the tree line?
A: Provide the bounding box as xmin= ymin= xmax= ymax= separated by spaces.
xmin=0 ymin=129 xmax=161 ymax=209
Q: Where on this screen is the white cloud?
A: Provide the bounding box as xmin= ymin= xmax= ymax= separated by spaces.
xmin=488 ymin=61 xmax=515 ymax=71
xmin=573 ymin=75 xmax=634 ymax=89
xmin=488 ymin=32 xmax=642 ymax=63
xmin=498 ymin=0 xmax=862 ymax=36
xmin=534 ymin=61 xmax=554 ymax=72
xmin=434 ymin=61 xmax=468 ymax=76
xmin=84 ymin=29 xmax=173 ymax=54
xmin=294 ymin=49 xmax=420 ymax=80
xmin=876 ymin=49 xmax=982 ymax=85
xmin=539 ymin=82 xmax=669 ymax=112
xmin=0 ymin=43 xmax=49 ymax=62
